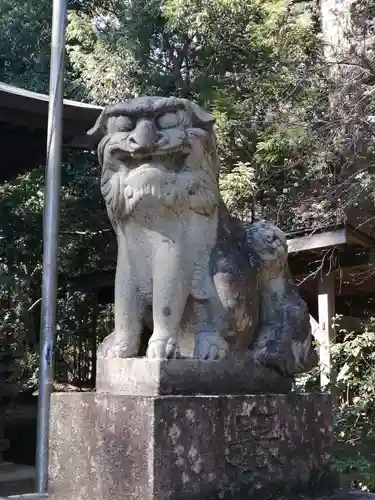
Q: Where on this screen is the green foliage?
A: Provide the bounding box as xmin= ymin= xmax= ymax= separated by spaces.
xmin=0 ymin=154 xmax=116 ymax=391
xmin=0 ymin=0 xmax=52 ymax=92
xmin=0 ymin=0 xmax=336 ymax=227
xmin=64 ymin=0 xmax=328 ymax=222
xmin=331 ymin=318 xmax=375 ymax=491
xmin=298 ymin=317 xmax=375 ymax=491
xmin=219 ymin=162 xmax=256 ymax=216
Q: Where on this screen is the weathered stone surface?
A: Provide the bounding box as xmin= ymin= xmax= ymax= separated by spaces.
xmin=88 ymin=96 xmax=317 ymax=377
xmin=49 ymin=392 xmax=333 ymax=500
xmin=247 ymin=221 xmax=318 ymax=375
xmin=96 ymin=354 xmax=293 ymax=395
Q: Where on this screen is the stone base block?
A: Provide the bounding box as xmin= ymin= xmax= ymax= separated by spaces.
xmin=49 ymin=392 xmax=333 ymax=500
xmin=96 ymin=355 xmax=293 ymax=395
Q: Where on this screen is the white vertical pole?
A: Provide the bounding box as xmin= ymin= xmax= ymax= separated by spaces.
xmin=36 ymin=0 xmax=68 ymax=493
xmin=318 ymin=274 xmax=336 ymax=389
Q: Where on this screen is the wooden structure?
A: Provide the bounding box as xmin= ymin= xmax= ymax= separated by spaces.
xmin=288 ymin=217 xmax=375 ymax=387
xmin=0 ymin=82 xmax=101 ymax=182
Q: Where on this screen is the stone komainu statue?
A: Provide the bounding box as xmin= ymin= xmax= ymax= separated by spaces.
xmin=88 ymin=96 xmax=317 ymax=376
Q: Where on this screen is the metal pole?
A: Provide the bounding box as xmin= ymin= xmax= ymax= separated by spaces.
xmin=36 ymin=0 xmax=68 ymax=493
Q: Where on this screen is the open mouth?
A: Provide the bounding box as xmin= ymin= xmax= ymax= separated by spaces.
xmin=112 ymin=149 xmax=188 ymax=172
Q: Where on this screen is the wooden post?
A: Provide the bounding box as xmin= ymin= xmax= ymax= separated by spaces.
xmin=318 ymin=274 xmax=336 ymax=389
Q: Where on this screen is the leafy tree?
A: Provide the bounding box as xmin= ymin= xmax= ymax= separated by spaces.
xmin=0 ymin=154 xmax=116 ymax=390
xmin=0 ymin=0 xmax=86 ymax=97
xmin=297 ymin=317 xmax=375 ymax=491
xmin=0 ymin=1 xmax=52 ymax=92
xmin=66 ymin=0 xmax=330 ymax=226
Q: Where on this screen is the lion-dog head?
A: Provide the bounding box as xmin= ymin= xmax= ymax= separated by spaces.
xmin=247 ymin=221 xmax=289 ymax=281
xmin=88 ymin=97 xmax=221 ymax=223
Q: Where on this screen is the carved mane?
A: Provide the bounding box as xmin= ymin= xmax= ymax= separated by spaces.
xmin=88 ymin=97 xmax=221 ymax=220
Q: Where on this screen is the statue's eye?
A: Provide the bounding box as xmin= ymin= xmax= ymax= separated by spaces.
xmin=116 ymin=116 xmax=134 ymax=132
xmin=156 ymin=112 xmax=180 ymax=129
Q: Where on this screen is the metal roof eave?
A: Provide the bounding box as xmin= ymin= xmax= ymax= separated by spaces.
xmin=0 ymin=81 xmax=103 ymax=112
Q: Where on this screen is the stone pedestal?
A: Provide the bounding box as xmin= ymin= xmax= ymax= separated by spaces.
xmin=96 ymin=354 xmax=293 ymax=395
xmin=49 ymin=358 xmax=334 ymax=500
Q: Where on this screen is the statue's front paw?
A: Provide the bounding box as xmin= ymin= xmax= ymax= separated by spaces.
xmin=194 ymin=331 xmax=229 ymax=360
xmin=146 ymin=337 xmax=181 ymax=359
xmin=98 ymin=331 xmax=139 ymax=358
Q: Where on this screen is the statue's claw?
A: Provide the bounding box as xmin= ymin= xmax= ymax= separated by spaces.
xmin=194 ymin=331 xmax=229 ymax=360
xmin=146 ymin=338 xmax=181 ymax=359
